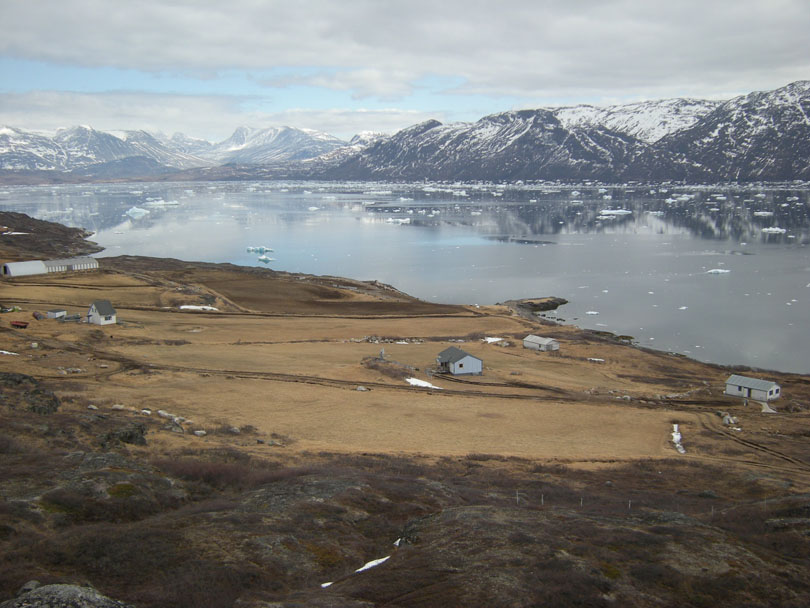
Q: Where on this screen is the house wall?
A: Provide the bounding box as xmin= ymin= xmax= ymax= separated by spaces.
xmin=450 ymin=355 xmax=482 ymax=375
xmin=88 ymin=308 xmax=116 ymax=325
xmin=725 ymin=383 xmax=780 ymax=401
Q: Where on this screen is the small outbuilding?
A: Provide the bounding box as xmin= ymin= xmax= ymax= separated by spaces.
xmin=2 ymin=257 xmax=99 ymax=278
xmin=436 ymin=346 xmax=483 ymax=376
xmin=87 ymin=300 xmax=117 ymax=325
xmin=47 ymin=309 xmax=67 ymax=319
xmin=725 ymin=374 xmax=781 ymax=402
xmin=523 ymin=334 xmax=559 ymax=351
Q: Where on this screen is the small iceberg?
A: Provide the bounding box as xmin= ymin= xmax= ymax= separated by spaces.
xmin=257 ymin=255 xmax=275 ymax=264
xmin=600 ymin=209 xmax=632 ymax=216
xmin=585 ymin=311 xmax=599 ymax=315
xmin=753 ymin=211 xmax=773 ymax=217
xmin=706 ymin=268 xmax=731 ymax=274
xmin=247 ymin=246 xmax=274 ymax=254
xmin=761 ymin=227 xmax=787 ymax=234
xmin=125 ymin=206 xmax=150 ymax=219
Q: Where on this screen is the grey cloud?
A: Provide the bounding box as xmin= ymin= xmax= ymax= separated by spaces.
xmin=2 ymin=1 xmax=809 ymax=104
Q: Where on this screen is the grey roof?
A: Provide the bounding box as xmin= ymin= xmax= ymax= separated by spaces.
xmin=524 ymin=334 xmax=557 ymax=345
xmin=437 ymin=346 xmax=480 ymax=364
xmin=90 ymin=300 xmax=116 ymax=316
xmin=726 ymin=374 xmax=779 ymax=391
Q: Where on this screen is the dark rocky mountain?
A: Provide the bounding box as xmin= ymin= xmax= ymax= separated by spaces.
xmin=325 ymin=81 xmax=810 ymax=182
xmin=656 ymin=80 xmax=810 ymax=181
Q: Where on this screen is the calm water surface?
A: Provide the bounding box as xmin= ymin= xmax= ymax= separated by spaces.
xmin=2 ymin=181 xmax=809 ymax=373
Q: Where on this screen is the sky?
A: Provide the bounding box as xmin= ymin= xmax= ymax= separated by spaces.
xmin=1 ymin=0 xmax=809 ymax=142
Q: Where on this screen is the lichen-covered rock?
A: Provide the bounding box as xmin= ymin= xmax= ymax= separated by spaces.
xmin=0 ymin=584 xmax=133 ymax=608
xmin=25 ymin=388 xmax=61 ymax=415
xmin=100 ymin=423 xmax=147 ymax=447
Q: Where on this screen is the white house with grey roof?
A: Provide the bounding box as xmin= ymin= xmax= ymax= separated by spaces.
xmin=523 ymin=335 xmax=560 ymax=351
xmin=87 ymin=300 xmax=117 ymax=325
xmin=436 ymin=346 xmax=483 ymax=376
xmin=725 ymin=374 xmax=781 ymax=402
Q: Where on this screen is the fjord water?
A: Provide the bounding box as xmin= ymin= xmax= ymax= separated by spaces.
xmin=2 ymin=181 xmax=808 ymax=374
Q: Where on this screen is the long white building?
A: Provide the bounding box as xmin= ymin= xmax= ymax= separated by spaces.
xmin=2 ymin=257 xmax=99 ymax=277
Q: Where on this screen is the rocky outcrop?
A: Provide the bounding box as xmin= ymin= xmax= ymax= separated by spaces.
xmin=0 ymin=583 xmax=133 ymax=608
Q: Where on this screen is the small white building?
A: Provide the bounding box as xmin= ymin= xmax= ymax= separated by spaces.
xmin=725 ymin=374 xmax=781 ymax=402
xmin=87 ymin=300 xmax=117 ymax=325
xmin=2 ymin=257 xmax=99 ymax=278
xmin=47 ymin=309 xmax=67 ymax=319
xmin=523 ymin=334 xmax=560 ymax=351
xmin=437 ymin=346 xmax=483 ymax=376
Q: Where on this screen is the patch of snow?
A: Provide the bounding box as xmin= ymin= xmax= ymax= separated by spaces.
xmin=671 ymin=424 xmax=686 ymax=454
xmin=406 ymin=378 xmax=442 ymax=390
xmin=483 ymin=337 xmax=503 ymax=343
xmin=179 ymin=305 xmax=219 ymax=311
xmin=355 ymin=555 xmax=390 ymax=573
xmin=0 ymin=350 xmax=19 ymax=356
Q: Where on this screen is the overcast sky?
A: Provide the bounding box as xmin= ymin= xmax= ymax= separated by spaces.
xmin=1 ymin=0 xmax=809 ymax=141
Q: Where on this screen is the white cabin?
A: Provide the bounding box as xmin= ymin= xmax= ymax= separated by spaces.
xmin=87 ymin=300 xmax=117 ymax=325
xmin=437 ymin=346 xmax=483 ymax=376
xmin=725 ymin=374 xmax=781 ymax=402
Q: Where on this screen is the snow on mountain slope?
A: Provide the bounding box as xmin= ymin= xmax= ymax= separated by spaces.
xmin=204 ymin=126 xmax=347 ymax=164
xmin=554 ymin=98 xmax=719 ymax=143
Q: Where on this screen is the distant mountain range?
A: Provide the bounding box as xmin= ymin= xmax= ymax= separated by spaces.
xmin=2 ymin=81 xmax=809 ymax=183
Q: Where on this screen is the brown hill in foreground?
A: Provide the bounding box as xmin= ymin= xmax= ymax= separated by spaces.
xmin=1 ymin=214 xmax=810 ymax=607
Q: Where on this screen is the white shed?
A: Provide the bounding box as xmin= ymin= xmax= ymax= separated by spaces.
xmin=87 ymin=300 xmax=117 ymax=325
xmin=523 ymin=335 xmax=560 ymax=351
xmin=47 ymin=309 xmax=67 ymax=319
xmin=437 ymin=346 xmax=483 ymax=376
xmin=725 ymin=374 xmax=781 ymax=402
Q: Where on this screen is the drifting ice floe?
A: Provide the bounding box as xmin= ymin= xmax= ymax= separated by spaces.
xmin=706 ymin=268 xmax=731 ymax=274
xmin=125 ymin=206 xmax=150 ymax=219
xmin=257 ymin=255 xmax=275 ymax=263
xmin=753 ymin=211 xmax=773 ymax=217
xmin=585 ymin=311 xmax=599 ymax=315
xmin=761 ymin=227 xmax=787 ymax=234
xmin=600 ymin=209 xmax=632 ymax=216
xmin=246 ymin=246 xmax=274 ymax=254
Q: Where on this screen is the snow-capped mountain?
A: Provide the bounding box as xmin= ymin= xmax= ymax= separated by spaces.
xmin=0 ymin=126 xmax=68 ymax=171
xmin=657 ymin=80 xmax=810 ymax=181
xmin=2 ymin=80 xmax=809 ymax=182
xmin=326 ymin=81 xmax=810 ymax=182
xmin=202 ymin=126 xmax=347 ymax=164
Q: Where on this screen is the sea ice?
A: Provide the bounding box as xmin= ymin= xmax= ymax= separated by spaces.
xmin=585 ymin=311 xmax=599 ymax=315
xmin=706 ymin=269 xmax=731 ymax=274
xmin=761 ymin=227 xmax=787 ymax=234
xmin=125 ymin=206 xmax=149 ymax=219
